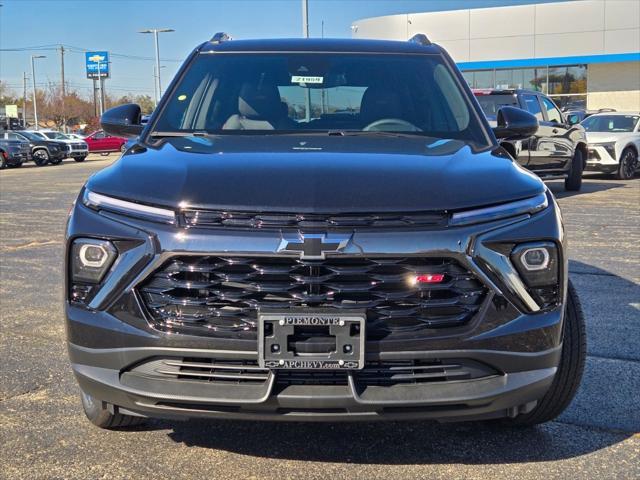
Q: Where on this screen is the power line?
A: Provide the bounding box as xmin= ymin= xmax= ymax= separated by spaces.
xmin=2 ymin=43 xmax=182 ymax=62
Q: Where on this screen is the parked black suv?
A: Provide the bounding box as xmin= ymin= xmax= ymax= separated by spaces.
xmin=66 ymin=35 xmax=585 ymax=428
xmin=2 ymin=130 xmax=66 ymax=166
xmin=0 ymin=135 xmax=30 ymax=168
xmin=474 ymin=89 xmax=588 ymax=191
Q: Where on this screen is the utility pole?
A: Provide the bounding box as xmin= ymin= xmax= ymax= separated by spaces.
xmin=60 ymin=45 xmax=66 ymax=132
xmin=23 ymin=72 xmax=28 ymax=128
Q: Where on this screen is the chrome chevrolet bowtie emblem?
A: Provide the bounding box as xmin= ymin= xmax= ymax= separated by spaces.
xmin=278 ymin=233 xmax=352 ymax=260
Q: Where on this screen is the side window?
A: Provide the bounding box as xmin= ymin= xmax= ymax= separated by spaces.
xmin=541 ymin=96 xmax=562 ymax=123
xmin=522 ymin=94 xmax=543 ymax=121
xmin=7 ymin=133 xmax=20 ymax=140
xmin=93 ymin=131 xmax=105 ymax=139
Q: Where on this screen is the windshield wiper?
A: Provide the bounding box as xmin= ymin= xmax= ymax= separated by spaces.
xmin=149 ymin=131 xmax=209 ymax=137
xmin=340 ymin=131 xmax=427 ymax=138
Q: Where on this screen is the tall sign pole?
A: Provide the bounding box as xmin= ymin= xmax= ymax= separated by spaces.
xmin=97 ymin=61 xmax=104 ymax=116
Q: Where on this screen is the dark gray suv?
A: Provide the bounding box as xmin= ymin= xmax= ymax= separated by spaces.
xmin=65 ymin=34 xmax=585 ymax=428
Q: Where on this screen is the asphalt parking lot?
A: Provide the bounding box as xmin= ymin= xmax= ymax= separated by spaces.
xmin=0 ymin=156 xmax=638 ymax=479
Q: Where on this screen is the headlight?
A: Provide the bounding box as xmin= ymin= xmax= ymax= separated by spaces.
xmin=450 ymin=193 xmax=548 ymax=226
xmin=594 ymin=142 xmax=616 ymax=158
xmin=511 ymin=241 xmax=560 ymax=309
xmin=83 ymin=189 xmax=176 ymax=224
xmin=71 ymin=238 xmax=117 ymax=283
xmin=69 ymin=238 xmax=118 ymax=305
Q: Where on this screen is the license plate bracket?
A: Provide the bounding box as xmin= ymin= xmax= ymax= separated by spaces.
xmin=258 ymin=309 xmax=365 ymax=370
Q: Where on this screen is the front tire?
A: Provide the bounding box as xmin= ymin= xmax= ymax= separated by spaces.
xmin=120 ymin=144 xmax=127 ymax=153
xmin=564 ymin=149 xmax=583 ymax=191
xmin=80 ymin=390 xmax=145 ymax=429
xmin=505 ymin=280 xmax=586 ymax=426
xmin=32 ymin=149 xmax=50 ymax=166
xmin=616 ymin=148 xmax=638 ymax=180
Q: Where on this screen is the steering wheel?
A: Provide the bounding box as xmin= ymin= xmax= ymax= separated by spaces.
xmin=363 ymin=118 xmax=422 ymax=132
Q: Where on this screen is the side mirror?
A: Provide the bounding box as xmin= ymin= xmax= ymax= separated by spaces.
xmin=566 ymin=113 xmax=580 ymax=125
xmin=101 ymin=103 xmax=143 ymax=138
xmin=493 ymin=106 xmax=538 ymax=139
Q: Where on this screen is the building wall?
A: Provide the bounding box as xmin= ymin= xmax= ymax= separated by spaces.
xmin=587 ymin=61 xmax=640 ymax=110
xmin=352 ymin=0 xmax=640 ymax=63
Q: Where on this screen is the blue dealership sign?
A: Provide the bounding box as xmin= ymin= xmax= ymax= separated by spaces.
xmin=85 ymin=51 xmax=110 ymax=79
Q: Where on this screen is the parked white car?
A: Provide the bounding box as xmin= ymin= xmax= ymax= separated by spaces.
xmin=66 ymin=133 xmax=86 ymax=140
xmin=582 ymin=112 xmax=640 ymax=179
xmin=39 ymin=130 xmax=89 ymax=162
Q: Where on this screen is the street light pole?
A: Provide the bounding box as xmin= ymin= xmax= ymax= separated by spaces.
xmin=301 ymin=0 xmax=311 ymax=122
xmin=139 ymin=28 xmax=174 ymax=104
xmin=30 ymin=54 xmax=46 ymax=130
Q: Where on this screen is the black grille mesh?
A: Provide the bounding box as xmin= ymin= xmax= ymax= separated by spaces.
xmin=126 ymin=357 xmax=498 ymax=387
xmin=139 ymin=255 xmax=487 ymax=339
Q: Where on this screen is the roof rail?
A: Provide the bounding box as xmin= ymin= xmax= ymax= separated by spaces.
xmin=408 ymin=33 xmax=431 ymax=46
xmin=210 ymin=32 xmax=232 ymax=43
xmin=597 ymin=108 xmax=616 ymax=112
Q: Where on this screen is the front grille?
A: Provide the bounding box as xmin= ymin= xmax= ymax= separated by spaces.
xmin=182 ymin=210 xmax=447 ymax=229
xmin=139 ymin=255 xmax=488 ymax=339
xmin=126 ymin=357 xmax=498 ymax=387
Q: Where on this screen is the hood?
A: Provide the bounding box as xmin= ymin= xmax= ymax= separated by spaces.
xmin=586 ymin=131 xmax=636 ymax=143
xmin=87 ymin=135 xmax=544 ymax=213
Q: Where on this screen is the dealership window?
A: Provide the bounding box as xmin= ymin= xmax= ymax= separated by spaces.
xmin=462 ymin=69 xmax=494 ymax=89
xmin=461 ymin=64 xmax=587 ymax=105
xmin=548 ymin=65 xmax=587 ymax=95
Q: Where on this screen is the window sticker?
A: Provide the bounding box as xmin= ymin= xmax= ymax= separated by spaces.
xmin=291 ymin=75 xmax=324 ymax=84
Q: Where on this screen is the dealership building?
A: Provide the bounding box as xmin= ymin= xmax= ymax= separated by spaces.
xmin=351 ymin=0 xmax=640 ymax=111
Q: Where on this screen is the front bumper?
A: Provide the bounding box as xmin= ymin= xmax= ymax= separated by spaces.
xmin=65 ymin=190 xmax=567 ymax=421
xmin=69 ymin=340 xmax=559 ymax=421
xmin=66 ymin=150 xmax=89 ymax=158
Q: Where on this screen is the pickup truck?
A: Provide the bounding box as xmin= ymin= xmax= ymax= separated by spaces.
xmin=473 ymin=89 xmax=588 ymax=191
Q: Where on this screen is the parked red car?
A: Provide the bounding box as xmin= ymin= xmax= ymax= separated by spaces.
xmin=84 ymin=130 xmax=127 ymax=155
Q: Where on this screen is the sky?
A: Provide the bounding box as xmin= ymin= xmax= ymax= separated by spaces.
xmin=0 ymin=0 xmax=565 ymax=100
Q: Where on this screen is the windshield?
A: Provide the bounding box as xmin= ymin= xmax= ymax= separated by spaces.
xmin=474 ymin=94 xmax=518 ymax=118
xmin=152 ymin=52 xmax=489 ymax=146
xmin=582 ymin=114 xmax=639 ymax=132
xmin=19 ymin=131 xmax=42 ymax=141
xmin=43 ymin=132 xmax=68 ymax=140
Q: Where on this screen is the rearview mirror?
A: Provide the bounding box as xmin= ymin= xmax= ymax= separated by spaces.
xmin=493 ymin=106 xmax=538 ymax=139
xmin=101 ymin=103 xmax=143 ymax=138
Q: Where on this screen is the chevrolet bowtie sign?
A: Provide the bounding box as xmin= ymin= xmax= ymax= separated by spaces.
xmin=277 ymin=233 xmax=353 ymax=260
xmin=85 ymin=51 xmax=110 ymax=79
